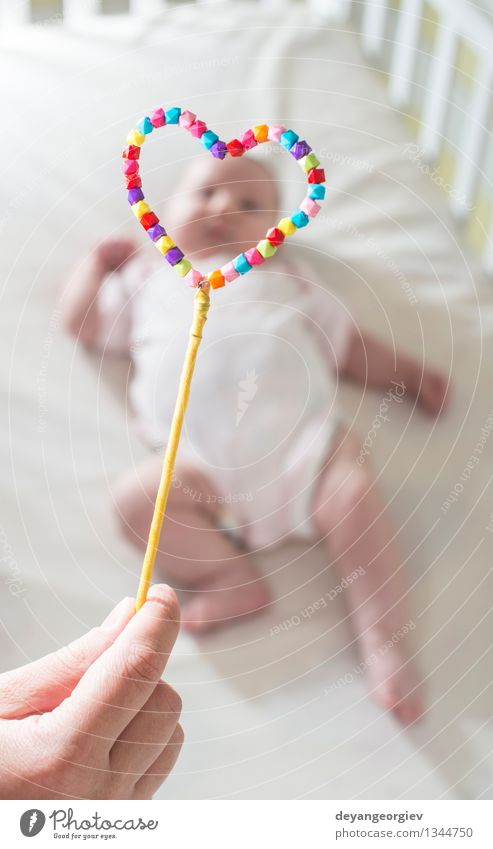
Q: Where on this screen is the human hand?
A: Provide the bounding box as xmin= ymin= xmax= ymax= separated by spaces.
xmin=94 ymin=238 xmax=136 ymax=273
xmin=0 ymin=585 xmax=183 ymax=800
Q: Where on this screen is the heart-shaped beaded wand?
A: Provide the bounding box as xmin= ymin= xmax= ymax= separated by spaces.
xmin=124 ymin=107 xmax=326 ymax=610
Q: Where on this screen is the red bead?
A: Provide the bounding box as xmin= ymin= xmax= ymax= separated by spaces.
xmin=140 ymin=212 xmax=159 ymax=230
xmin=226 ymin=139 xmax=244 ymax=157
xmin=307 ymin=168 xmax=325 ymax=184
xmin=125 ymin=174 xmax=142 ymax=189
xmin=266 ymin=227 xmax=284 ymax=246
xmin=122 ymin=159 xmax=139 ymax=175
xmin=122 ymin=145 xmax=140 ymax=160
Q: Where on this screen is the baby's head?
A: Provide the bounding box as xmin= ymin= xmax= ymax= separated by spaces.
xmin=165 ymin=154 xmax=279 ymax=260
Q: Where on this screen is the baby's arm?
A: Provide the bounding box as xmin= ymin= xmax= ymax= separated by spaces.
xmin=61 ymin=238 xmax=136 ymax=348
xmin=340 ymin=327 xmax=449 ymax=416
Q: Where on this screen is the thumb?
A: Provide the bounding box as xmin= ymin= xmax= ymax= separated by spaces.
xmin=0 ymin=597 xmax=135 ymax=719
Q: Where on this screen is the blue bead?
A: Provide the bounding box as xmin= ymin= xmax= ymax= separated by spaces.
xmin=201 ymin=130 xmax=219 ymax=150
xmin=308 ymin=184 xmax=326 ymax=200
xmin=232 ymin=253 xmax=252 ymax=275
xmin=165 ymin=107 xmax=181 ymax=124
xmin=291 ymin=210 xmax=309 ymax=228
xmin=280 ymin=130 xmax=299 ymax=150
xmin=136 ymin=116 xmax=153 ymax=135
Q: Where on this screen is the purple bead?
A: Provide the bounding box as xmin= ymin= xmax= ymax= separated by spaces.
xmin=147 ymin=224 xmax=166 ymax=242
xmin=128 ymin=187 xmax=144 ymax=204
xmin=165 ymin=246 xmax=184 ymax=266
xmin=210 ymin=140 xmax=227 ymax=159
xmin=290 ymin=139 xmax=312 ymax=160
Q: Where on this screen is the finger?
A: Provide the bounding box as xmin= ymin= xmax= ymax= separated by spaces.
xmin=110 ymin=680 xmax=181 ymax=776
xmin=0 ymin=597 xmax=134 ymax=719
xmin=132 ymin=724 xmax=184 ymax=799
xmin=56 ymin=585 xmax=180 ymax=745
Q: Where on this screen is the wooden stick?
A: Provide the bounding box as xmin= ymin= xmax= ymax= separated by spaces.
xmin=135 ymin=282 xmax=211 ymax=611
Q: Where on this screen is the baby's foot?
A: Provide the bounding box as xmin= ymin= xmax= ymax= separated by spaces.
xmin=181 ymin=558 xmax=271 ymax=633
xmin=359 ymin=628 xmax=424 ymax=724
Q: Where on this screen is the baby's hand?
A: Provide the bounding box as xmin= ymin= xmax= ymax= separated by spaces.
xmin=94 ymin=238 xmax=136 ymax=273
xmin=0 ymin=585 xmax=183 ymax=799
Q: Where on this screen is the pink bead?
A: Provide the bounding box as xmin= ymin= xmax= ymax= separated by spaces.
xmin=267 ymin=124 xmax=286 ymax=143
xmin=244 ymin=247 xmax=264 ymax=266
xmin=221 ymin=261 xmax=240 ymax=282
xmin=189 ymin=120 xmax=207 ymax=138
xmin=179 ymin=110 xmax=196 ymax=129
xmin=122 ymin=159 xmax=139 ymax=175
xmin=240 ymin=129 xmax=257 ymax=150
xmin=299 ymin=197 xmax=321 ymax=217
xmin=185 ymin=268 xmax=204 ymax=288
xmin=150 ymin=108 xmax=165 ymax=127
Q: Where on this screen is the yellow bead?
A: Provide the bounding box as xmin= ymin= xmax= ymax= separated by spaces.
xmin=131 ymin=201 xmax=150 ymax=219
xmin=253 ymin=124 xmax=269 ymax=143
xmin=127 ymin=129 xmax=146 ymax=146
xmin=299 ymin=153 xmax=320 ymax=173
xmin=174 ymin=259 xmax=192 ymax=277
xmin=155 ymin=235 xmax=175 ymax=254
xmin=278 ymin=217 xmax=297 ymax=236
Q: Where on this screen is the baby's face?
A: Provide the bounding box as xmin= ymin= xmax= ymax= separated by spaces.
xmin=164 ymin=156 xmax=278 ymax=260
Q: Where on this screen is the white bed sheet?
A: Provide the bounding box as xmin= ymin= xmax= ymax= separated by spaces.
xmin=0 ymin=5 xmax=492 ymax=799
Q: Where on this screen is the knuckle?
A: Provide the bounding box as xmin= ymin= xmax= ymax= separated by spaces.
xmin=158 ymin=681 xmax=182 ymax=718
xmin=124 ymin=641 xmax=163 ymax=684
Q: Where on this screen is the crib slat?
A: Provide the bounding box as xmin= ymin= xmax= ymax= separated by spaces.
xmin=360 ymin=0 xmax=387 ymax=58
xmin=64 ymin=0 xmax=100 ymax=20
xmin=418 ymin=19 xmax=457 ymax=160
xmin=129 ymin=0 xmax=165 ymax=13
xmin=388 ymin=0 xmax=423 ymax=108
xmin=451 ymin=58 xmax=493 ymax=219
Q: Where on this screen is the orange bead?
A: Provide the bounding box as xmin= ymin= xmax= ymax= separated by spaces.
xmin=253 ymin=124 xmax=269 ymax=143
xmin=209 ymin=269 xmax=225 ymax=289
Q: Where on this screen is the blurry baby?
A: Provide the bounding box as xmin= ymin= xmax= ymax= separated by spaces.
xmin=61 ymin=153 xmax=448 ymax=723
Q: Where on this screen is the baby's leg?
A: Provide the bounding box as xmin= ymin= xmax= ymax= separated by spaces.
xmin=113 ymin=455 xmax=270 ymax=632
xmin=311 ymin=430 xmax=423 ymax=723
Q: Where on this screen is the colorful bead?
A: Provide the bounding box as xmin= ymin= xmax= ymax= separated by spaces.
xmin=165 ymin=246 xmax=184 ymax=266
xmin=240 ymin=129 xmax=257 ymax=150
xmin=290 ymin=140 xmax=311 ymax=160
xmin=131 ymin=200 xmax=150 ymax=219
xmin=209 ymin=269 xmax=225 ymax=289
xmin=308 ymin=168 xmax=326 ymax=184
xmin=280 ymin=130 xmax=298 ymax=150
xmin=127 ymin=129 xmax=145 ymax=146
xmin=137 ymin=116 xmax=153 ymax=135
xmin=244 ymin=247 xmax=265 ymax=266
xmin=299 ymin=197 xmax=321 ymax=218
xmin=226 ymin=139 xmax=244 ymax=157
xmin=178 ymin=110 xmax=196 ymax=129
xmin=174 ymin=258 xmax=192 ymax=277
xmin=128 ymin=188 xmax=144 ymax=204
xmin=189 ymin=120 xmax=207 ymax=138
xmin=125 ymin=174 xmax=142 ymax=189
xmin=221 ymin=261 xmax=240 ymax=282
xmin=267 ymin=125 xmax=286 ymax=142
xmin=232 ymin=253 xmax=252 ymax=274
xmin=299 ymin=153 xmax=320 ymax=173
xmin=147 ymin=223 xmax=166 ymax=241
xmin=257 ymin=239 xmax=278 ymax=258
xmin=201 ymin=130 xmax=218 ymax=150
xmin=140 ymin=211 xmax=159 ymax=230
xmin=291 ymin=210 xmax=309 ymax=228
xmin=165 ymin=107 xmax=181 ymax=124
xmin=210 ymin=140 xmax=227 ymax=159
xmin=277 ymin=217 xmax=297 ymax=237
xmin=122 ymin=159 xmax=139 ymax=175
xmin=185 ymin=268 xmax=204 ymax=288
xmin=253 ymin=124 xmax=269 ymax=143
xmin=156 ymin=235 xmax=175 ymax=254
xmin=308 ymin=184 xmax=326 ymax=200
xmin=150 ymin=108 xmax=165 ymax=127
xmin=266 ymin=227 xmax=285 ymax=246
xmin=122 ymin=145 xmax=140 ymax=160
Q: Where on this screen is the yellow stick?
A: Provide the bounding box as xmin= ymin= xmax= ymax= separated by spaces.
xmin=135 ymin=282 xmax=211 ymax=611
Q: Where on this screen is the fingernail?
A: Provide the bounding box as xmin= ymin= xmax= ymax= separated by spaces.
xmin=101 ymin=597 xmax=134 ymax=632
